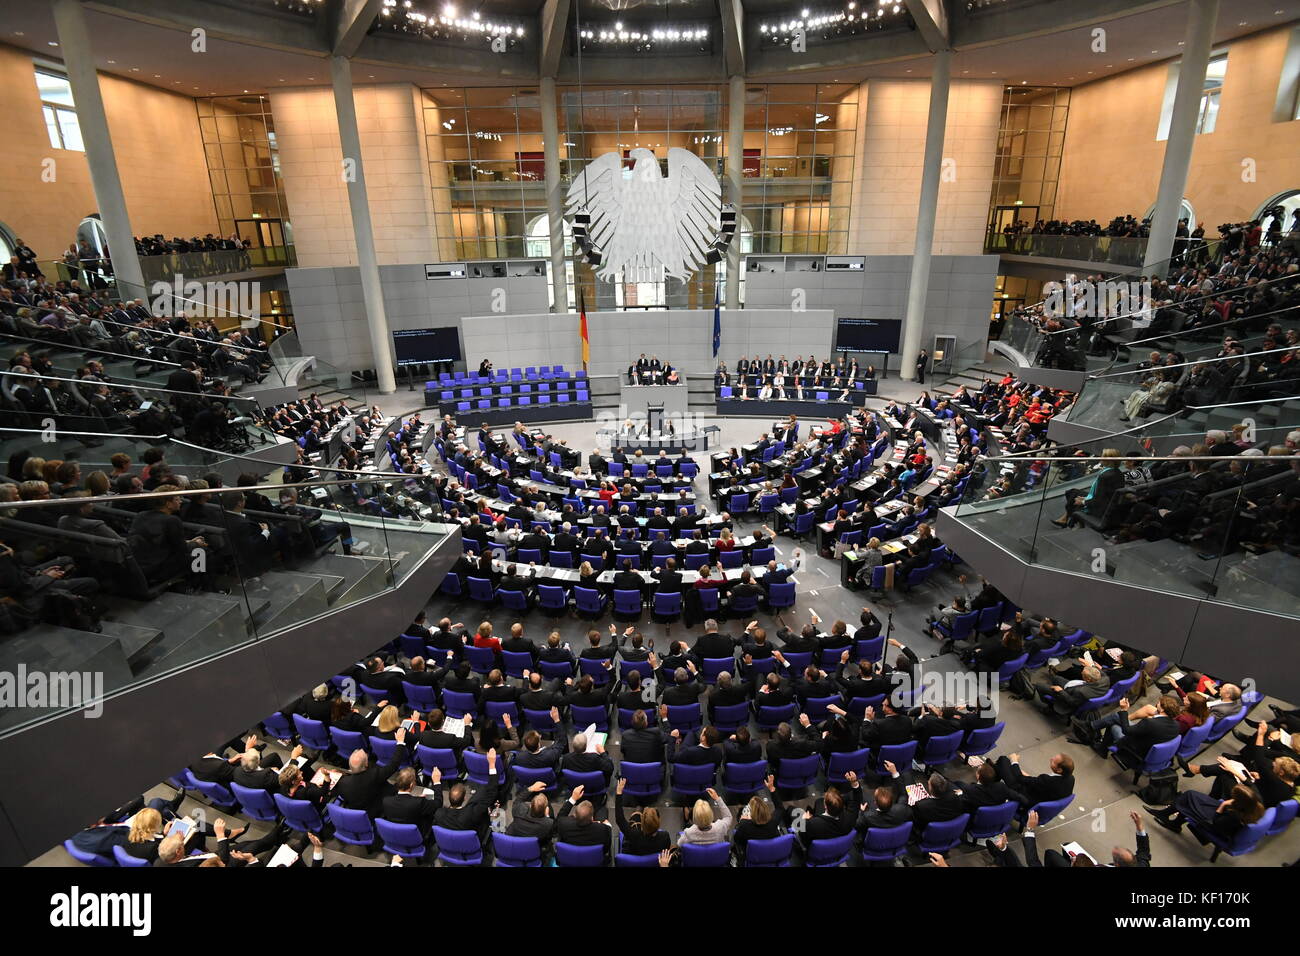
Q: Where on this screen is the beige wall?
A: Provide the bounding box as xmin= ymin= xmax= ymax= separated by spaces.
xmin=269 ymin=83 xmax=441 ymax=268
xmin=848 ymin=78 xmax=1003 ymax=255
xmin=1056 ymin=25 xmax=1300 ymax=230
xmin=0 ymin=42 xmax=215 ymax=261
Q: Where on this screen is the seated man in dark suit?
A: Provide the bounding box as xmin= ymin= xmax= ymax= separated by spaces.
xmin=650 ymin=556 xmax=684 ymax=599
xmin=416 ymin=708 xmax=473 ymax=754
xmin=620 ymin=708 xmax=668 ymax=763
xmin=334 ymin=738 xmax=406 ymax=816
xmin=661 ymin=665 xmax=705 ymax=706
xmin=669 ymin=725 xmax=724 ymax=767
xmin=554 ymin=788 xmax=613 ymax=862
xmin=993 ymin=751 xmax=1075 ymax=807
xmin=766 ymin=716 xmax=818 ymax=769
xmin=612 ymin=558 xmax=647 ymax=601
xmin=431 ymin=750 xmax=500 ymax=845
xmin=381 ymin=767 xmax=440 ymax=841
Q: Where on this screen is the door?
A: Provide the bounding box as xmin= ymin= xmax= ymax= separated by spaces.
xmin=987 ymin=205 xmax=1038 ymax=252
xmin=235 ymin=218 xmax=289 ymax=266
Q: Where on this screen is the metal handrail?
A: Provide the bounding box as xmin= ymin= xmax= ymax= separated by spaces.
xmin=0 ymin=368 xmax=260 ymax=404
xmin=0 ymin=330 xmax=184 ymax=369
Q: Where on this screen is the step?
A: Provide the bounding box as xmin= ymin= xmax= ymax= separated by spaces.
xmin=307 ymin=553 xmax=392 ymax=606
xmin=240 ymin=569 xmax=333 ymax=634
xmin=0 ymin=624 xmax=135 ymax=733
xmin=98 ymin=620 xmax=166 ymax=674
xmin=101 ymin=590 xmax=253 ymax=677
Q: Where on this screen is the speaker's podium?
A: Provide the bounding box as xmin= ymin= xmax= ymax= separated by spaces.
xmin=620 ymin=376 xmax=688 ymax=419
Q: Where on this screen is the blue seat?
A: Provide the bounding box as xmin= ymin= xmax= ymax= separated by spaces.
xmin=560 ymin=769 xmax=610 ymax=802
xmin=329 ymin=726 xmax=368 ymax=758
xmin=538 ymin=658 xmax=575 ymax=681
xmin=775 ymin=754 xmax=821 ymax=791
xmin=966 ymin=801 xmax=1020 ymax=841
xmin=918 ymin=730 xmax=965 ymax=769
xmin=466 ymin=576 xmax=496 ymax=604
xmin=653 ymin=590 xmax=683 ymax=623
xmin=432 ymin=825 xmax=483 ymax=865
xmin=1189 ymin=806 xmax=1276 ymax=862
xmin=64 ymin=838 xmax=116 ymax=867
xmin=756 ymin=702 xmax=797 ymax=732
xmin=229 ymin=783 xmax=280 ymax=822
xmin=766 ymin=581 xmax=796 ymax=610
xmin=711 ymin=701 xmax=750 ymax=732
xmin=803 ymin=694 xmax=841 ymax=722
xmin=579 ymin=657 xmax=614 ymax=686
xmin=574 ymin=586 xmax=607 ymax=618
xmin=874 ymin=740 xmax=917 ymax=774
xmin=934 ymin=608 xmax=980 ymax=643
xmin=620 ymin=761 xmax=665 ymax=801
xmin=292 ymin=714 xmax=331 ymax=751
xmin=328 ymin=804 xmax=378 ymax=847
xmin=498 ymin=589 xmax=529 ymax=612
xmin=570 ymin=703 xmax=610 ymax=732
xmin=372 ymin=818 xmax=425 ymax=859
xmin=666 ymin=703 xmax=703 ymax=734
xmin=961 ymin=721 xmax=1005 ymax=757
xmin=996 ymin=653 xmax=1029 ymax=686
xmin=464 ymin=644 xmax=497 ymax=675
xmin=1019 ymin=793 xmax=1074 ymax=829
xmin=826 ymin=748 xmax=870 ymax=782
xmin=112 ymin=844 xmax=151 ymax=867
xmin=616 ymin=851 xmax=661 ymax=867
xmin=728 ymin=493 xmax=751 ymax=514
xmin=860 ymin=821 xmax=914 ymax=863
xmin=484 ymin=700 xmax=520 ymax=730
xmin=512 ymin=765 xmax=557 ymax=794
xmin=261 ymin=711 xmax=295 ymax=741
xmin=917 ymin=813 xmax=970 ymax=855
xmin=721 ymin=760 xmax=768 ymax=797
xmin=501 ymin=650 xmax=533 ymax=679
xmin=744 ymin=833 xmax=796 ymax=867
xmin=696 ymin=586 xmax=721 ymax=615
xmin=556 ymin=842 xmax=606 ymax=866
xmin=1267 ymin=799 xmax=1298 ymax=837
xmin=670 ymin=761 xmax=716 ymax=798
xmin=806 ymin=832 xmax=854 ymax=866
xmin=681 ymin=841 xmax=731 ymax=867
xmin=192 ymin=776 xmax=240 ymax=811
xmin=443 ymin=688 xmax=479 ymax=717
xmin=700 ymin=656 xmax=735 ymax=685
xmin=719 ymin=549 xmax=744 ymax=570
xmin=274 ymin=794 xmax=324 ymax=833
xmin=537 ymin=584 xmax=569 ymax=613
xmin=414 ymin=745 xmax=460 ymax=779
xmin=613 ymin=589 xmax=643 ymax=619
xmin=493 ymin=832 xmax=543 ymax=867
xmin=463 ymin=749 xmax=501 ymax=786
xmin=729 ymin=589 xmax=759 ymax=617
xmin=1114 ymin=735 xmax=1181 ymax=785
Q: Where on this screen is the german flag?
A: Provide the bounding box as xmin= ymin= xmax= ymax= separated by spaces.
xmin=578 ymin=286 xmax=590 ymax=372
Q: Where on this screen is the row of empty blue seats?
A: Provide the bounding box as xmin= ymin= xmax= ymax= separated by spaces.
xmin=433 ymin=366 xmax=583 ymax=387
xmin=452 ymin=392 xmax=589 ymax=412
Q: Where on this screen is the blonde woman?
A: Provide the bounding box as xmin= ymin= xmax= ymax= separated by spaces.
xmin=118 ymin=808 xmax=166 ymax=862
xmin=679 ymin=787 xmax=733 ymax=845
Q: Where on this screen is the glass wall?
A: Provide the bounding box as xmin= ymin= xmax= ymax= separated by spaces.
xmin=195 ymin=94 xmax=293 ymax=249
xmin=421 ymin=83 xmax=857 ymax=309
xmin=985 ymin=85 xmax=1070 ymax=249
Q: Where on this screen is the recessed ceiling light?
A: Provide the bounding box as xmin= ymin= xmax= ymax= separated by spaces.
xmin=107 ymin=59 xmax=115 ymax=63
xmin=47 ymin=40 xmax=59 ymax=46
xmin=1238 ymin=21 xmax=1247 ymax=26
xmin=153 ymin=74 xmax=161 ymax=78
xmin=130 ymin=67 xmax=139 ymax=72
xmin=13 ymin=31 xmax=23 ymax=36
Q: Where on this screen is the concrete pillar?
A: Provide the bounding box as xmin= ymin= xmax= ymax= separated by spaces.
xmin=900 ymin=49 xmax=951 ymax=382
xmin=51 ymin=0 xmax=145 ymax=298
xmin=540 ymin=76 xmax=569 ymax=312
xmin=725 ymin=74 xmax=745 ymax=310
xmin=330 ymin=55 xmax=395 ymax=393
xmin=1142 ymin=0 xmax=1219 ymax=275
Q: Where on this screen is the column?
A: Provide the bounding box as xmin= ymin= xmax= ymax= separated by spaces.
xmin=725 ymin=74 xmax=745 ymax=310
xmin=51 ymin=0 xmax=145 ymax=298
xmin=330 ymin=55 xmax=395 ymax=393
xmin=900 ymin=49 xmax=951 ymax=382
xmin=540 ymin=76 xmax=569 ymax=312
xmin=1142 ymin=0 xmax=1219 ymax=275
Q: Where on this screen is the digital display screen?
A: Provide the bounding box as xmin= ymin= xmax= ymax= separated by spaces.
xmin=836 ymin=317 xmax=902 ymax=353
xmin=392 ymin=327 xmax=462 ymax=366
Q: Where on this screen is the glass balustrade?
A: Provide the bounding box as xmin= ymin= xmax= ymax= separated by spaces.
xmin=0 ymin=475 xmax=454 ymax=737
xmin=952 ymin=437 xmax=1300 ymax=622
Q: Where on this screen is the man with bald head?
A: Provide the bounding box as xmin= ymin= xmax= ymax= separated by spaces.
xmin=334 ymin=733 xmax=406 ymax=817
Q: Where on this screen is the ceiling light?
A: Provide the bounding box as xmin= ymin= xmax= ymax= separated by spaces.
xmin=47 ymin=41 xmax=59 ymax=46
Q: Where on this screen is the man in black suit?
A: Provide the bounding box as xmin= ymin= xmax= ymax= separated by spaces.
xmin=650 ymin=556 xmax=684 ymax=600
xmin=612 ymin=558 xmax=647 ymax=601
xmin=857 ymin=782 xmax=913 ymax=839
xmin=955 ymin=759 xmax=1021 ymax=812
xmin=432 ymin=750 xmax=499 ymax=844
xmin=661 ymin=665 xmax=705 ymax=706
xmin=381 ymin=767 xmax=440 ymax=841
xmin=859 ymin=698 xmax=914 ymax=753
xmin=767 ymin=717 xmax=818 ymax=768
xmin=994 ymin=752 xmax=1075 ymax=806
xmin=669 ymin=726 xmax=723 ymax=767
xmin=232 ymin=748 xmax=294 ymax=795
xmin=550 ymin=522 xmax=581 ymax=562
xmin=910 ymin=773 xmax=967 ymax=832
xmin=515 ymin=729 xmax=565 ymax=773
xmin=692 ymin=618 xmax=735 ymax=662
xmin=507 ymin=785 xmax=556 ymax=850
xmin=519 ymin=672 xmax=565 ymax=714
xmin=554 ymin=788 xmax=612 ymax=860
xmin=620 ymin=709 xmax=668 ymax=763
xmin=1090 ymin=694 xmax=1182 ymax=763
xmin=648 ymin=531 xmax=677 ymax=560
xmin=501 ymin=622 xmax=537 ymax=662
xmin=416 ymin=709 xmax=473 ymax=754
xmin=334 ymin=736 xmax=406 ymax=816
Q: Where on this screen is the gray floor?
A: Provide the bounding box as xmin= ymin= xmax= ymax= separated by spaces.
xmin=29 ymin=359 xmax=1299 ymax=867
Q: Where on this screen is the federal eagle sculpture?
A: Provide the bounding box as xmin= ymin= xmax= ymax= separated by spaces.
xmin=566 ymin=147 xmax=723 ymax=284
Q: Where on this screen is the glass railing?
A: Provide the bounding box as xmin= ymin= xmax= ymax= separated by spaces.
xmin=953 ymin=437 xmax=1300 ymax=622
xmin=985 ymin=232 xmax=1226 ymax=268
xmin=0 ymin=468 xmax=454 ymax=737
xmin=31 ymin=246 xmax=295 ymax=292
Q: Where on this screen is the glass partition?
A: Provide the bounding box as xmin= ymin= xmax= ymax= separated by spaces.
xmin=953 ymin=442 xmax=1300 ymax=620
xmin=0 ymin=474 xmax=454 ymax=737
